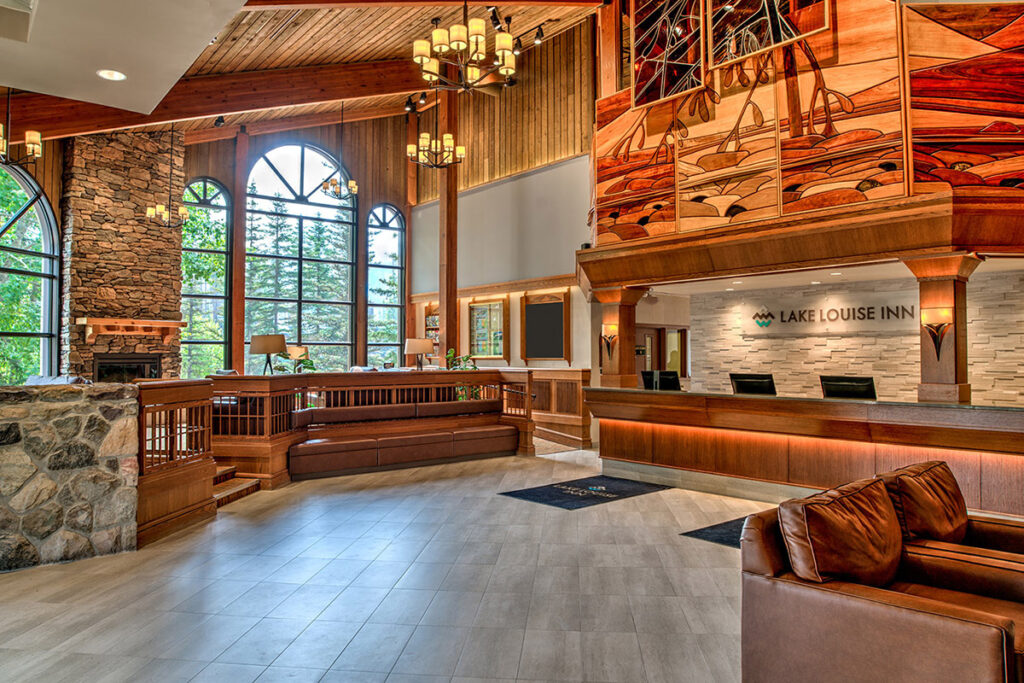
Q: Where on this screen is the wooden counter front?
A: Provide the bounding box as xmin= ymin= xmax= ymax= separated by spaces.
xmin=584 ymin=388 xmax=1024 ymax=516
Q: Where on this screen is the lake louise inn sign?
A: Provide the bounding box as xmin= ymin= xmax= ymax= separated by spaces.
xmin=739 ymin=292 xmax=919 ymax=338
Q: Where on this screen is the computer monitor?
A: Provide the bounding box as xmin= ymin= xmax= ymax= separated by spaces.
xmin=729 ymin=373 xmax=777 ymax=396
xmin=820 ymin=375 xmax=877 ymax=400
xmin=641 ymin=370 xmax=681 ymax=391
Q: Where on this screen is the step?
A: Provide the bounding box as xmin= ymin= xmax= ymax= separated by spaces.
xmin=213 ymin=465 xmax=237 ymax=486
xmin=213 ymin=477 xmax=260 ymax=507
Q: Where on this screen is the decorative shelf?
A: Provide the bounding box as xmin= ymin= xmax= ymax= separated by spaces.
xmin=76 ymin=317 xmax=187 ymax=344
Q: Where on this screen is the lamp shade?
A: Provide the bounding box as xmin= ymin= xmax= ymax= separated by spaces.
xmin=286 ymin=345 xmax=309 ymax=360
xmin=404 ymin=338 xmax=434 ymax=355
xmin=250 ymin=334 xmax=287 ymax=355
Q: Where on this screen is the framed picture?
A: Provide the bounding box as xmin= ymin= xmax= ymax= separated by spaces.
xmin=468 ymin=296 xmax=510 ymax=363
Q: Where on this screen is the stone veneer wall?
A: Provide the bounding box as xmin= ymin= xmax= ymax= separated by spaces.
xmin=0 ymin=384 xmax=138 ymax=572
xmin=689 ymin=271 xmax=1024 ymax=405
xmin=61 ymin=131 xmax=184 ymax=380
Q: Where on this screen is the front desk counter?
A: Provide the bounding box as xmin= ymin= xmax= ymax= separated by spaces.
xmin=583 ymin=388 xmax=1024 ymax=516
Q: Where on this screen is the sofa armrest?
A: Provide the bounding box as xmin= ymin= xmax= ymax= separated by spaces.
xmin=968 ymin=515 xmax=1024 ymax=555
xmin=902 ymin=542 xmax=1024 ymax=604
xmin=742 ymin=571 xmax=1015 ymax=683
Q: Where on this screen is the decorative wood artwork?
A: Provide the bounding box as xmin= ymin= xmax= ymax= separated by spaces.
xmin=597 ymin=0 xmax=908 ymax=244
xmin=906 ymin=3 xmax=1024 ymax=194
xmin=631 ymin=0 xmax=704 ymax=108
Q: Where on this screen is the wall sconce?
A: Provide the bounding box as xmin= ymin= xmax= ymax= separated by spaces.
xmin=921 ymin=307 xmax=954 ymax=359
xmin=600 ymin=324 xmax=618 ymax=356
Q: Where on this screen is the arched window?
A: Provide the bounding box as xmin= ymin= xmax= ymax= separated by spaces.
xmin=0 ymin=164 xmax=59 ymax=385
xmin=366 ymin=204 xmax=405 ymax=367
xmin=181 ymin=178 xmax=230 ymax=378
xmin=245 ymin=144 xmax=355 ymax=372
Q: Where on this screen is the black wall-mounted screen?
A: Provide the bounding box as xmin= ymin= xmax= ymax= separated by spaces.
xmin=523 ymin=301 xmax=564 ymax=359
xmin=820 ymin=375 xmax=877 ymax=400
xmin=730 ymin=373 xmax=777 ymax=396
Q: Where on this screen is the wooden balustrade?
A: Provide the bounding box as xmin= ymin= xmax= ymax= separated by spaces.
xmin=135 ymin=380 xmax=217 ymax=546
xmin=504 ymin=369 xmax=591 ymax=448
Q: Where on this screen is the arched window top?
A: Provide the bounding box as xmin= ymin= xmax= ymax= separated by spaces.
xmin=184 ymin=177 xmax=229 ymax=208
xmin=368 ymin=203 xmax=405 ymax=230
xmin=0 ymin=163 xmax=59 ymax=262
xmin=247 ymin=143 xmax=354 ymax=209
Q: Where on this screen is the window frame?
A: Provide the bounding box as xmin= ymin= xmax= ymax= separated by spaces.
xmin=365 ymin=203 xmax=406 ymax=368
xmin=180 ymin=177 xmax=231 ymax=378
xmin=244 ymin=143 xmax=357 ymax=372
xmin=0 ymin=162 xmax=60 ymax=382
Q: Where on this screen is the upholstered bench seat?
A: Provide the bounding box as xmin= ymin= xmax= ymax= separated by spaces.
xmin=453 ymin=424 xmax=518 ymax=457
xmin=293 ymin=403 xmax=416 ymax=428
xmin=378 ymin=431 xmax=454 ymax=466
xmin=289 ymin=437 xmax=378 ymax=474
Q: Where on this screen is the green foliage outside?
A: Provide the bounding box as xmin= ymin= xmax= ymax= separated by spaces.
xmin=0 ymin=166 xmax=53 ymax=385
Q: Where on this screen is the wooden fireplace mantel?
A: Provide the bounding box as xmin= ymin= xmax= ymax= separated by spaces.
xmin=75 ymin=317 xmax=187 ymax=344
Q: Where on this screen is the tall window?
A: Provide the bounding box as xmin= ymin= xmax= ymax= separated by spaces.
xmin=0 ymin=164 xmax=59 ymax=385
xmin=181 ymin=178 xmax=230 ymax=378
xmin=366 ymin=204 xmax=405 ymax=367
xmin=245 ymin=144 xmax=355 ymax=372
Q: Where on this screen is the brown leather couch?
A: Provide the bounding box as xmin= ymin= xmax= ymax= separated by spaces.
xmin=742 ymin=476 xmax=1024 ymax=683
xmin=289 ymin=399 xmax=519 ymax=478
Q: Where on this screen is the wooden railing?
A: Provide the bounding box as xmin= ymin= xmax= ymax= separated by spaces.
xmin=136 ymin=379 xmax=214 ymax=476
xmin=503 ymin=369 xmax=591 ymax=448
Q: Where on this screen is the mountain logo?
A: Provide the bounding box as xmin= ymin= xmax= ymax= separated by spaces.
xmin=752 ymin=306 xmax=774 ymax=328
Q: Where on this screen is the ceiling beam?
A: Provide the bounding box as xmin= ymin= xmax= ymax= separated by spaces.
xmin=185 ymin=91 xmax=440 ymax=145
xmin=9 ymin=59 xmax=425 ymax=141
xmin=243 ymin=0 xmax=601 ymax=8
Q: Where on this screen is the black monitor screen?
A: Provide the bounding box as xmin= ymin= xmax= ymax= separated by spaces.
xmin=820 ymin=375 xmax=877 ymax=400
xmin=641 ymin=370 xmax=681 ymax=391
xmin=729 ymin=373 xmax=777 ymax=396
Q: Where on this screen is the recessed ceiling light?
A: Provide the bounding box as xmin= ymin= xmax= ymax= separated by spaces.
xmin=830 ymin=272 xmax=842 ymax=276
xmin=732 ymin=280 xmax=743 ymax=284
xmin=811 ymin=281 xmax=822 ymax=285
xmin=97 ymin=69 xmax=126 ymax=81
xmin=725 ymin=288 xmax=735 ymax=292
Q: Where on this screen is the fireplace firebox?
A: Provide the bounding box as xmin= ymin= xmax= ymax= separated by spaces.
xmin=93 ymin=354 xmax=161 ymax=383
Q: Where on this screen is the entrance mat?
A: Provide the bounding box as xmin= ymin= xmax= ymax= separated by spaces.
xmin=500 ymin=475 xmax=669 ymax=510
xmin=681 ymin=517 xmax=747 ymax=549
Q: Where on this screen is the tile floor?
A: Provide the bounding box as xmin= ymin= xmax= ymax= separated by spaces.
xmin=0 ymin=449 xmax=770 ymax=682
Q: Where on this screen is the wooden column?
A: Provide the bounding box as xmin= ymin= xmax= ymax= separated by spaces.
xmin=404 ymin=113 xmax=418 ymax=367
xmin=903 ymin=253 xmax=983 ymax=404
xmin=229 ymin=128 xmax=250 ymax=372
xmin=596 ymin=0 xmax=622 ymax=99
xmin=594 ymin=286 xmax=647 ymax=388
xmin=438 ymin=77 xmax=459 ymax=361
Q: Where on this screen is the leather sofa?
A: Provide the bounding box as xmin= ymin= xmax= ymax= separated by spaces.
xmin=289 ymin=398 xmax=519 ymax=478
xmin=742 ymin=474 xmax=1024 ymax=683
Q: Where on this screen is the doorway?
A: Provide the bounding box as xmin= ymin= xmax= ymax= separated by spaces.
xmin=635 ymin=326 xmax=688 ymax=375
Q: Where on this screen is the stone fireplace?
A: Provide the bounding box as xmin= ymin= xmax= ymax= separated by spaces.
xmin=60 ymin=131 xmax=184 ymax=380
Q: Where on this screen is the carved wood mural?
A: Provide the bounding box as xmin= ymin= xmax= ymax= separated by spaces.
xmin=596 ymin=0 xmax=1024 ymax=246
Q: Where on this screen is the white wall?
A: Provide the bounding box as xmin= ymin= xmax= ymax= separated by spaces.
xmin=411 ymin=155 xmax=592 ymax=293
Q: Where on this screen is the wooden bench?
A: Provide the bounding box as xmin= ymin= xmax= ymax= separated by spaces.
xmin=289 ymin=398 xmax=519 ymax=478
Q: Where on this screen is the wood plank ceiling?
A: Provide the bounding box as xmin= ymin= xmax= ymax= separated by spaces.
xmin=129 ymin=3 xmax=596 ymax=136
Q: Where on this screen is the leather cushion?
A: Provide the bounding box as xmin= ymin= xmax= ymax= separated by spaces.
xmin=416 ymin=399 xmax=502 ymax=418
xmin=290 ymin=438 xmax=377 ymax=457
xmin=876 ymin=461 xmax=968 ymax=543
xmin=377 ymin=432 xmax=453 ymax=448
xmin=290 ymin=448 xmax=377 ymax=474
xmin=452 ymin=425 xmax=517 ymax=441
xmin=300 ymin=404 xmax=416 ymax=425
xmin=778 ymin=478 xmax=902 ymax=586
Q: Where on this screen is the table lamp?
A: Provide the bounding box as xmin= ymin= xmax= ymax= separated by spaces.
xmin=250 ymin=334 xmax=287 ymax=375
xmin=404 ymin=338 xmax=435 ymax=370
xmin=286 ymin=345 xmax=310 ymax=373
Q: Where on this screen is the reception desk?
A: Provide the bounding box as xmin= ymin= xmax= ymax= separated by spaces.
xmin=584 ymin=388 xmax=1024 ymax=516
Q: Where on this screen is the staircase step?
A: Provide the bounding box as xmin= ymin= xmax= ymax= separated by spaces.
xmin=213 ymin=465 xmax=237 ymax=485
xmin=213 ymin=477 xmax=260 ymax=507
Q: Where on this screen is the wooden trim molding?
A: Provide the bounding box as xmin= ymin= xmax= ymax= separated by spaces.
xmin=410 ymin=273 xmax=578 ymax=304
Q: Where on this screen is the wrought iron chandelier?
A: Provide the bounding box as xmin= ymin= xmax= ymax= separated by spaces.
xmin=146 ymin=124 xmax=188 ymax=228
xmin=1 ymin=89 xmax=43 ymax=167
xmin=321 ymin=102 xmax=358 ymax=198
xmin=411 ymin=2 xmax=549 ymax=91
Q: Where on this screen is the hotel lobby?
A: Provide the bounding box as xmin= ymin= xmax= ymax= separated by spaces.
xmin=3 ymin=0 xmax=1024 ymax=681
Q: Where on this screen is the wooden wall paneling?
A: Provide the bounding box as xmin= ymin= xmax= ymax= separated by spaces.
xmin=600 ymin=418 xmax=653 ymax=462
xmin=875 ymin=443 xmax=982 ymax=510
xmin=19 ymin=139 xmax=64 ymax=233
xmin=787 ymin=434 xmax=876 ymax=489
xmin=650 ymin=424 xmax=713 ymax=471
xmin=979 ymin=452 xmax=1024 ymax=517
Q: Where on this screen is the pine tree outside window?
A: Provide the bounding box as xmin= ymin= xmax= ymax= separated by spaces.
xmin=366 ymin=204 xmax=405 ymax=368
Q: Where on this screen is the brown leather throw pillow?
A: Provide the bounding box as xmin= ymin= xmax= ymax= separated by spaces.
xmin=876 ymin=461 xmax=968 ymax=543
xmin=778 ymin=478 xmax=903 ymax=586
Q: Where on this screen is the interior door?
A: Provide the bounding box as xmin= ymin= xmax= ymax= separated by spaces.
xmin=636 ymin=326 xmax=662 ymax=372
